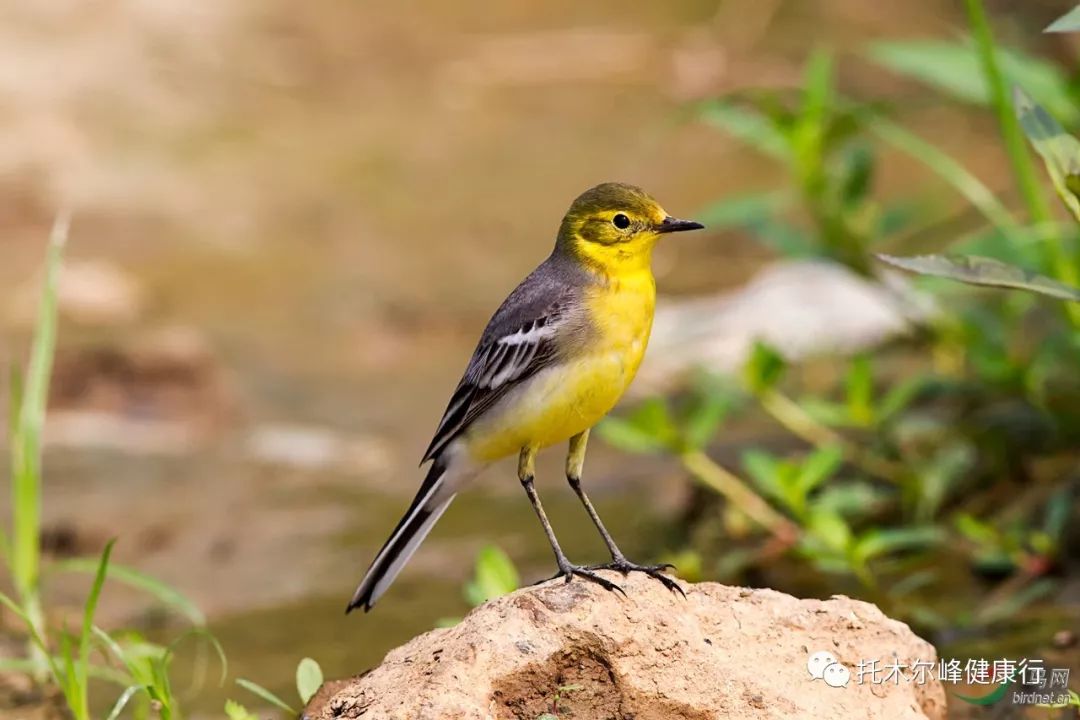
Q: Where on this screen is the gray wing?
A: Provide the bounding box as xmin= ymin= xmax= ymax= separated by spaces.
xmin=421 ymin=258 xmax=583 ymax=463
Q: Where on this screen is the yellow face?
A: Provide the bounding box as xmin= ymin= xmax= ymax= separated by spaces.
xmin=556 ymin=182 xmax=703 ymax=273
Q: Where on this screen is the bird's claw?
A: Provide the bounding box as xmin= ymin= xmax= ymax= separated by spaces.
xmin=547 ymin=564 xmax=627 ymax=596
xmin=587 ymin=559 xmax=687 ymax=598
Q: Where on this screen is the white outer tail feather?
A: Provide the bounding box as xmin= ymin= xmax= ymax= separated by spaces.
xmin=349 ymin=445 xmax=481 ymax=612
xmin=367 ymin=493 xmax=456 ymax=608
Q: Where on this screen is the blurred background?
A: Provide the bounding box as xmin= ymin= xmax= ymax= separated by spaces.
xmin=2 ymin=0 xmax=1079 ymax=717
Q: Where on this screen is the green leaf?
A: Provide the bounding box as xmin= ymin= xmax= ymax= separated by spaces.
xmin=104 ymin=687 xmax=140 ymax=720
xmin=844 ymin=355 xmax=873 ymax=426
xmin=463 ymin=545 xmax=519 ymax=607
xmin=680 ymin=376 xmax=737 ymax=451
xmin=698 ymin=101 xmax=788 ymax=159
xmin=797 ymin=398 xmax=851 ymax=427
xmin=954 ymin=513 xmax=998 ymax=545
xmin=1043 ymin=487 xmax=1072 ymax=540
xmin=1046 ymin=5 xmax=1080 ymax=33
xmin=806 ymin=510 xmax=852 ymax=553
xmin=59 ymin=630 xmax=77 ymax=711
xmin=0 ymin=590 xmax=60 ymax=681
xmin=814 ymin=483 xmax=891 ymax=519
xmin=801 ymin=48 xmax=833 ymax=131
xmin=742 ymin=341 xmax=787 ymax=394
xmin=76 ymin=540 xmax=115 ymax=719
xmin=866 ymin=116 xmax=1017 ymax=233
xmin=236 ymin=678 xmax=297 ymax=715
xmin=224 ymin=700 xmax=259 ymax=720
xmin=796 ymin=445 xmax=844 ymax=495
xmin=916 ymin=444 xmax=974 ymax=521
xmin=11 ymin=214 xmax=68 ymax=604
xmin=867 ymin=39 xmax=1076 ymax=124
xmin=851 ymin=527 xmax=944 ymax=564
xmin=877 ymin=253 xmax=1080 ymax=301
xmin=877 ymin=375 xmax=930 ymax=422
xmin=695 ymin=191 xmax=792 ymax=231
xmin=596 ymin=399 xmax=678 ymax=454
xmin=51 ymin=558 xmax=206 ymax=625
xmin=750 ymin=218 xmax=817 ymax=258
xmin=977 ymin=578 xmax=1057 ymax=624
xmin=1013 ymin=86 xmax=1080 ymax=223
xmin=296 ymin=657 xmax=324 ymax=705
xmin=792 ymin=48 xmax=834 ymax=176
xmin=839 ymin=142 xmax=875 ymax=207
xmin=741 ymin=450 xmax=783 ymax=500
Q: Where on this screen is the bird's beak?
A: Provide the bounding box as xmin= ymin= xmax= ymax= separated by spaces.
xmin=656 ymin=216 xmax=705 ymax=234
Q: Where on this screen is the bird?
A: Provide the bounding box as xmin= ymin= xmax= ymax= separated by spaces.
xmin=347 ymin=182 xmax=704 ymax=613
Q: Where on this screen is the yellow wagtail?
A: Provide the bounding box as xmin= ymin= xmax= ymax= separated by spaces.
xmin=347 ymin=182 xmax=704 ymax=613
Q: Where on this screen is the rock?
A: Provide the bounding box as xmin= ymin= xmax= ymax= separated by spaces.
xmin=245 ymin=423 xmax=394 ymax=475
xmin=305 ymin=574 xmax=946 ymax=720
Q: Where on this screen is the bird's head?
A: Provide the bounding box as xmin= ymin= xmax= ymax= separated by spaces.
xmin=555 ymin=182 xmax=703 ymax=273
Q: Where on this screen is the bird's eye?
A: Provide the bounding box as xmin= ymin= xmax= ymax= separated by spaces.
xmin=612 ymin=213 xmax=631 ymax=229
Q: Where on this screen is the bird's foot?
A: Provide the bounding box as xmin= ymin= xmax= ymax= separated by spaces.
xmin=544 ymin=562 xmax=626 ymax=596
xmin=587 ymin=559 xmax=686 ymax=597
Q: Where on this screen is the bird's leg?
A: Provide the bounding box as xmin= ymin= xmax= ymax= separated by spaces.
xmin=518 ymin=446 xmax=624 ymax=596
xmin=566 ymin=430 xmax=685 ymax=597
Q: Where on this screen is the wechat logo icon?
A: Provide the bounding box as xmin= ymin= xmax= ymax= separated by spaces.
xmin=808 ymin=650 xmax=849 ymax=688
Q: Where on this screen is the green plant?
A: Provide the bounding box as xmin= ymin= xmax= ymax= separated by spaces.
xmin=599 ymin=373 xmax=797 ymax=540
xmin=535 ymin=683 xmax=582 ymax=720
xmin=0 ymin=220 xmax=222 ymax=719
xmin=699 ymin=49 xmax=884 ymax=275
xmin=464 ymin=545 xmax=520 ymax=607
xmin=602 ymin=0 xmax=1080 ymax=657
xmin=435 ymin=544 xmax=522 ymax=628
xmin=233 ymin=656 xmax=325 ymax=716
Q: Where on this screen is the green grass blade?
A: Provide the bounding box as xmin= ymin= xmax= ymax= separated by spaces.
xmin=867 ymin=117 xmax=1017 ymax=234
xmin=59 ymin=629 xmax=81 ymax=718
xmin=0 ymin=589 xmax=62 ymax=680
xmin=694 ymin=190 xmax=793 ymax=230
xmin=167 ymin=626 xmax=228 ymax=686
xmin=964 ymin=0 xmax=1053 ymax=226
xmin=1046 ymin=5 xmax=1080 ymax=33
xmin=877 ymin=253 xmax=1080 ymax=301
xmin=236 ymin=678 xmax=298 ymax=714
xmin=0 ymin=656 xmax=128 ymax=688
xmin=698 ymin=101 xmax=788 ymax=160
xmin=52 ymin=558 xmax=206 ymax=625
xmin=866 ymin=39 xmax=1076 ymax=124
xmin=104 ymin=686 xmax=141 ymax=720
xmin=0 ymin=368 xmax=22 ymax=565
xmin=801 ymin=48 xmax=833 ymax=129
xmin=11 ymin=213 xmax=68 ymax=620
xmin=75 ymin=539 xmax=115 ymax=720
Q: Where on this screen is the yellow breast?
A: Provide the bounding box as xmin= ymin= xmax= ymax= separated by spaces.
xmin=465 ymin=269 xmax=655 ymax=462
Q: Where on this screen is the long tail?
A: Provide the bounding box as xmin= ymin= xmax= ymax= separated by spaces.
xmin=346 ymin=456 xmax=457 ymax=613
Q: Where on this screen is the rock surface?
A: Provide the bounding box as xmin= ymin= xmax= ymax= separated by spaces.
xmin=305 ymin=574 xmax=947 ymax=720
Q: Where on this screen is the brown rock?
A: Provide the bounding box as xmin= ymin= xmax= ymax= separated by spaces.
xmin=305 ymin=574 xmax=947 ymax=720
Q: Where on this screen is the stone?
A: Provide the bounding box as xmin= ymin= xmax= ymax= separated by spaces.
xmin=304 ymin=573 xmax=946 ymax=720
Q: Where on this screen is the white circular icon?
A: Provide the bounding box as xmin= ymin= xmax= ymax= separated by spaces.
xmin=807 ymin=651 xmax=838 ymax=680
xmin=823 ymin=662 xmax=850 ymax=688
